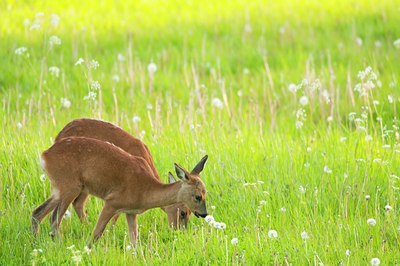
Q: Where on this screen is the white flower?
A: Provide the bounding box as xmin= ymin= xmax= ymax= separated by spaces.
xmin=126 ymin=245 xmax=132 ymax=251
xmin=49 ymin=66 xmax=60 ymax=77
xmin=299 ymin=96 xmax=309 ymax=106
xmin=340 ymin=137 xmax=347 ymax=142
xmin=365 ymin=194 xmax=371 ymax=200
xmin=365 ymin=135 xmax=373 ymax=142
xmin=367 ymin=218 xmax=376 ymax=226
xmin=231 ymin=238 xmax=238 ymax=245
xmin=60 ymin=98 xmax=71 ymax=108
xmin=385 ymin=205 xmax=393 ymax=211
xmin=388 ymin=95 xmax=394 ymax=103
xmin=117 ymin=53 xmax=125 ymax=62
xmin=40 ymin=174 xmax=46 ymax=182
xmin=323 ymin=166 xmax=332 ymax=174
xmin=49 ymin=35 xmax=61 ymax=47
xmin=50 ymin=14 xmax=60 ymax=27
xmin=375 ymin=41 xmax=382 ymax=48
xmin=90 ymin=81 xmax=101 ymax=90
xmin=212 ymin=98 xmax=223 ymax=109
xmin=75 ymin=58 xmax=85 ymax=66
xmin=17 ymin=122 xmax=23 ymax=129
xmin=83 ymin=246 xmax=91 ymax=254
xmin=147 ymin=63 xmax=157 ymax=74
xmin=394 ymin=39 xmax=400 ymax=49
xmin=71 ymin=254 xmax=82 ymax=264
xmin=112 ymin=74 xmax=120 ymax=82
xmin=345 ymin=249 xmax=351 ymax=256
xmin=370 ymin=258 xmax=381 ymax=266
xmin=306 ymin=147 xmax=311 ymax=152
xmin=132 ymin=115 xmax=141 ymax=124
xmin=259 ymin=200 xmax=266 ymax=205
xmin=205 ymin=215 xmax=215 ymax=223
xmin=288 ymin=83 xmax=298 ymax=93
xmin=219 ymin=222 xmax=226 ymax=229
xmin=237 ymin=90 xmax=243 ymax=97
xmin=64 ymin=210 xmax=71 ymax=218
xmin=267 ymin=229 xmax=278 ymax=238
xmin=15 ymin=47 xmax=28 ymax=55
xmin=355 ymin=37 xmax=363 ymax=46
xmin=243 ymin=68 xmax=250 ymax=75
xmin=89 ymin=60 xmax=100 ymax=69
xmin=211 ymin=205 xmax=216 ymax=210
xmin=280 ymin=207 xmax=286 ymax=212
xmin=299 ymin=185 xmax=306 ymax=194
xmin=67 ymin=244 xmax=75 ymax=250
xmin=30 ymin=20 xmax=41 ymax=31
xmin=300 ymin=231 xmax=309 ymax=240
xmin=83 ymin=91 xmax=97 ymax=101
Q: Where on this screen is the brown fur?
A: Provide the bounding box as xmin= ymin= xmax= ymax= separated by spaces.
xmin=32 ymin=137 xmax=208 ymax=245
xmin=54 ymin=118 xmax=191 ymax=228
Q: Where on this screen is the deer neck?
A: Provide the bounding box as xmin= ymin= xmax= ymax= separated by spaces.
xmin=141 ymin=181 xmax=183 ymax=209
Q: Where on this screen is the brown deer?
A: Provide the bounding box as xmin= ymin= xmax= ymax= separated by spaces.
xmin=32 ymin=137 xmax=208 ymax=246
xmin=54 ymin=118 xmax=191 ymax=229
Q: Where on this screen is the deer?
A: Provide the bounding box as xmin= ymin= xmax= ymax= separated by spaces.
xmin=31 ymin=136 xmax=208 ymax=246
xmin=53 ymin=118 xmax=191 ymax=229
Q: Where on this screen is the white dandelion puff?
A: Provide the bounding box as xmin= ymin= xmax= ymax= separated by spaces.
xmin=267 ymin=229 xmax=278 ymax=238
xmin=147 ymin=63 xmax=157 ymax=74
xmin=17 ymin=122 xmax=23 ymax=129
xmin=300 ymin=231 xmax=309 ymax=240
xmin=60 ymin=98 xmax=71 ymax=108
xmin=75 ymin=58 xmax=84 ymax=66
xmin=89 ymin=60 xmax=100 ymax=69
xmin=15 ymin=47 xmax=28 ymax=56
xmin=288 ymin=83 xmax=298 ymax=93
xmin=83 ymin=91 xmax=97 ymax=101
xmin=205 ymin=215 xmax=215 ymax=223
xmin=212 ymin=98 xmax=223 ymax=109
xmin=345 ymin=250 xmax=351 ymax=256
xmin=394 ymin=39 xmax=400 ymax=49
xmin=323 ymin=166 xmax=332 ymax=174
xmin=117 ymin=53 xmax=125 ymax=62
xmin=370 ymin=258 xmax=381 ymax=266
xmin=231 ymin=238 xmax=238 ymax=245
xmin=90 ymin=81 xmax=101 ymax=90
xmin=355 ymin=37 xmax=363 ymax=46
xmin=132 ymin=115 xmax=141 ymax=124
xmin=365 ymin=194 xmax=371 ymax=200
xmin=49 ymin=35 xmax=61 ymax=47
xmin=299 ymin=96 xmax=309 ymax=106
xmin=50 ymin=14 xmax=60 ymax=27
xmin=49 ymin=66 xmax=60 ymax=77
xmin=385 ymin=205 xmax=393 ymax=211
xmin=40 ymin=174 xmax=46 ymax=182
xmin=367 ymin=218 xmax=376 ymax=226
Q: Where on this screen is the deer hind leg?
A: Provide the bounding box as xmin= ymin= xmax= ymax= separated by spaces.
xmin=126 ymin=213 xmax=138 ymax=247
xmin=50 ymin=189 xmax=81 ymax=238
xmin=72 ymin=192 xmax=89 ymax=223
xmin=89 ymin=202 xmax=117 ymax=247
xmin=31 ymin=196 xmax=59 ymax=236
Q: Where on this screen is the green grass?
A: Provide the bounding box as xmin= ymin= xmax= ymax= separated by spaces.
xmin=1 ymin=0 xmax=400 ymax=264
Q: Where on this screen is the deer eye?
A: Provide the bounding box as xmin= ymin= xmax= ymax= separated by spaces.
xmin=180 ymin=211 xmax=186 ymax=217
xmin=195 ymin=195 xmax=202 ymax=202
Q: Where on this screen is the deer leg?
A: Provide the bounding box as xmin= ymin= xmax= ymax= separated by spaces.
xmin=50 ymin=191 xmax=80 ymax=238
xmin=72 ymin=192 xmax=89 ymax=223
xmin=111 ymin=213 xmax=120 ymax=226
xmin=126 ymin=213 xmax=138 ymax=247
xmin=31 ymin=196 xmax=59 ymax=236
xmin=89 ymin=202 xmax=117 ymax=247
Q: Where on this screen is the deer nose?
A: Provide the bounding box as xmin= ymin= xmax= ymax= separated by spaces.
xmin=198 ymin=212 xmax=207 ymax=218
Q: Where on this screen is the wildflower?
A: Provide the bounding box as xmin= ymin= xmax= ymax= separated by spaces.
xmin=323 ymin=166 xmax=332 ymax=174
xmin=237 ymin=90 xmax=243 ymax=97
xmin=231 ymin=238 xmax=238 ymax=245
xmin=117 ymin=53 xmax=125 ymax=62
xmin=243 ymin=68 xmax=250 ymax=75
xmin=288 ymin=83 xmax=298 ymax=93
xmin=75 ymin=58 xmax=84 ymax=66
xmin=355 ymin=37 xmax=363 ymax=46
xmin=90 ymin=81 xmax=101 ymax=90
xmin=17 ymin=122 xmax=23 ymax=129
xmin=40 ymin=174 xmax=46 ymax=182
xmin=370 ymin=258 xmax=381 ymax=266
xmin=212 ymin=98 xmax=223 ymax=109
xmin=132 ymin=115 xmax=141 ymax=124
xmin=327 ymin=116 xmax=333 ymax=122
xmin=71 ymin=252 xmax=82 ymax=264
xmin=345 ymin=250 xmax=351 ymax=256
xmin=300 ymin=231 xmax=309 ymax=240
xmin=259 ymin=200 xmax=266 ymax=205
xmin=211 ymin=205 xmax=216 ymax=210
xmin=83 ymin=91 xmax=97 ymax=101
xmin=299 ymin=185 xmax=306 ymax=194
xmin=126 ymin=245 xmax=132 ymax=251
xmin=83 ymin=246 xmax=91 ymax=254
xmin=280 ymin=207 xmax=286 ymax=212
xmin=304 ymin=162 xmax=310 ymax=167
xmin=394 ymin=39 xmax=400 ymax=49
xmin=340 ymin=137 xmax=347 ymax=142
xmin=60 ymin=98 xmax=71 ymax=108
xmin=67 ymin=244 xmax=75 ymax=250
xmin=205 ymin=215 xmax=215 ymax=223
xmin=214 ymin=222 xmax=226 ymax=230
xmin=375 ymin=41 xmax=382 ymax=48
xmin=15 ymin=47 xmax=28 ymax=56
xmin=365 ymin=195 xmax=371 ymax=200
xmin=365 ymin=135 xmax=373 ymax=142
xmin=299 ymin=96 xmax=309 ymax=106
xmin=367 ymin=218 xmax=376 ymax=226
xmin=267 ymin=229 xmax=278 ymax=238
xmin=49 ymin=35 xmax=61 ymax=47
xmin=147 ymin=63 xmax=157 ymax=74
xmin=64 ymin=210 xmax=71 ymax=218
xmin=30 ymin=20 xmax=41 ymax=31
xmin=388 ymin=95 xmax=394 ymax=103
xmin=89 ymin=60 xmax=100 ymax=69
xmin=112 ymin=74 xmax=120 ymax=82
xmin=50 ymin=14 xmax=60 ymax=27
xmin=49 ymin=66 xmax=60 ymax=77
xmin=385 ymin=205 xmax=393 ymax=211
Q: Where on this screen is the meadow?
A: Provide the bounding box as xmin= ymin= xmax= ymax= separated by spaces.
xmin=1 ymin=0 xmax=400 ymax=264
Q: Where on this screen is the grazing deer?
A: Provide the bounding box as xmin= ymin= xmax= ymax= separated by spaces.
xmin=54 ymin=118 xmax=191 ymax=229
xmin=32 ymin=137 xmax=208 ymax=246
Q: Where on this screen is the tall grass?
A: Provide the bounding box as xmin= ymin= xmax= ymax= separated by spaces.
xmin=1 ymin=0 xmax=400 ymax=264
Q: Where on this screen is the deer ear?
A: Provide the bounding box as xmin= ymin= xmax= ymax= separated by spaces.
xmin=191 ymin=155 xmax=208 ymax=175
xmin=168 ymin=172 xmax=177 ymax=183
xmin=175 ymin=164 xmax=190 ymax=181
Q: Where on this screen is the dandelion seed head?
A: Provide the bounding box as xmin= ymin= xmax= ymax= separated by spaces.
xmin=17 ymin=122 xmax=23 ymax=129
xmin=288 ymin=83 xmax=298 ymax=93
xmin=132 ymin=115 xmax=141 ymax=124
xmin=324 ymin=166 xmax=332 ymax=174
xmin=300 ymin=231 xmax=309 ymax=240
xmin=267 ymin=229 xmax=278 ymax=238
xmin=212 ymin=98 xmax=223 ymax=109
xmin=394 ymin=39 xmax=400 ymax=49
xmin=49 ymin=66 xmax=60 ymax=77
xmin=345 ymin=250 xmax=351 ymax=256
xmin=75 ymin=58 xmax=84 ymax=66
xmin=231 ymin=238 xmax=238 ymax=245
xmin=367 ymin=218 xmax=376 ymax=226
xmin=89 ymin=60 xmax=100 ymax=70
xmin=49 ymin=35 xmax=61 ymax=47
xmin=147 ymin=63 xmax=157 ymax=74
xmin=385 ymin=205 xmax=393 ymax=211
xmin=15 ymin=47 xmax=28 ymax=56
xmin=50 ymin=14 xmax=60 ymax=27
xmin=370 ymin=258 xmax=381 ymax=266
xmin=117 ymin=53 xmax=125 ymax=62
xmin=60 ymin=98 xmax=71 ymax=108
xmin=299 ymin=95 xmax=309 ymax=106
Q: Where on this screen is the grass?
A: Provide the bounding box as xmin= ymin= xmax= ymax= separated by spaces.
xmin=1 ymin=0 xmax=400 ymax=264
